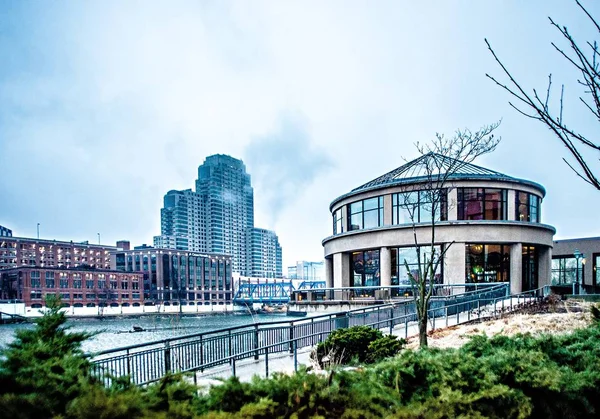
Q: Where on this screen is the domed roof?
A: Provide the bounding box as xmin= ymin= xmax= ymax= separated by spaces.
xmin=330 ymin=152 xmax=545 ymax=210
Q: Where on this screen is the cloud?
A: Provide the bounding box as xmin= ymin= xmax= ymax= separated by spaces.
xmin=244 ymin=114 xmax=333 ymax=226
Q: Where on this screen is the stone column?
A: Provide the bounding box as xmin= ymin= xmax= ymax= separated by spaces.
xmin=507 ymin=190 xmax=516 ymax=221
xmin=383 ymin=194 xmax=392 ymax=225
xmin=324 ymin=257 xmax=333 ymax=289
xmin=378 ymin=247 xmax=391 ymax=299
xmin=447 ymin=188 xmax=458 ymax=220
xmin=444 ymin=243 xmax=466 ymax=294
xmin=537 ymin=246 xmax=552 ymax=288
xmin=333 ymin=252 xmax=350 ymax=300
xmin=510 ymin=243 xmax=523 ymax=294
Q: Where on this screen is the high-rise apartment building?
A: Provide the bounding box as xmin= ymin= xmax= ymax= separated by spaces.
xmin=154 ymin=189 xmax=205 ymax=252
xmin=196 ymin=155 xmax=254 ymax=275
xmin=0 ymin=225 xmax=12 ymax=237
xmin=250 ymin=228 xmax=282 ymax=278
xmin=155 ymin=154 xmax=282 ymax=277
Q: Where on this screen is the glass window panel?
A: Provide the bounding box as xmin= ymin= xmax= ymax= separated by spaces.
xmin=349 ymin=213 xmax=362 ymax=230
xmin=363 ymin=210 xmax=379 ymax=229
xmin=349 ymin=202 xmax=362 ymax=214
xmin=363 ymin=197 xmax=379 ymax=211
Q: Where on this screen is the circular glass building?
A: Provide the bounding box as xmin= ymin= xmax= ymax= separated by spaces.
xmin=322 ymin=153 xmax=555 ymax=295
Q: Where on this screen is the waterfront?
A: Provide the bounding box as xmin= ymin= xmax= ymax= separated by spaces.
xmin=0 ymin=313 xmax=291 ymax=353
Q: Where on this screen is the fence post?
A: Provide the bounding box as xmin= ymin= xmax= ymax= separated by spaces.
xmin=231 ymin=357 xmax=236 ymax=377
xmin=126 ymin=348 xmax=131 ymax=377
xmin=294 ymin=340 xmax=298 ymax=372
xmin=200 ymin=335 xmax=204 ymax=372
xmin=289 ymin=324 xmax=294 ymax=353
xmin=228 ymin=329 xmax=232 ymax=358
xmin=254 ymin=324 xmax=259 ymax=360
xmin=389 ymin=307 xmax=394 ymax=334
xmin=265 ymin=347 xmax=269 ymax=378
xmin=164 ymin=341 xmax=171 ymax=374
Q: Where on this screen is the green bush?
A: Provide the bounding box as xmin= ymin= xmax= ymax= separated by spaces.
xmin=312 ymin=326 xmax=384 ymax=367
xmin=367 ymin=335 xmax=406 ymax=363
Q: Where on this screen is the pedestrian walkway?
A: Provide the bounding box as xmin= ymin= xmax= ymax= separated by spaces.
xmin=193 ymin=295 xmax=537 ymax=386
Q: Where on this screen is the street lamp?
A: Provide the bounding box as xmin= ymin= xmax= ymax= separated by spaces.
xmin=574 ymin=249 xmax=583 ymax=295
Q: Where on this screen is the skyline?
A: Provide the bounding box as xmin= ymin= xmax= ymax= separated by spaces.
xmin=1 ymin=1 xmax=600 ymax=271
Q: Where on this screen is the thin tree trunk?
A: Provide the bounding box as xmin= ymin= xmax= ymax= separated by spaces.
xmin=419 ymin=308 xmax=428 ymax=347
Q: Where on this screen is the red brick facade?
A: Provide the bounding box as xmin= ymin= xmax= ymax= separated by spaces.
xmin=0 ymin=267 xmax=144 ymax=308
xmin=0 ymin=237 xmax=116 ymax=270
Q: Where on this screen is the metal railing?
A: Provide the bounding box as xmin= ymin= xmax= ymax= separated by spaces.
xmin=91 ymin=283 xmax=539 ymax=386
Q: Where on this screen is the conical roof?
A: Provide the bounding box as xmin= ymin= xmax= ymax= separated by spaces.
xmin=352 ymin=152 xmax=509 ymax=192
xmin=330 ymin=152 xmax=545 ymax=210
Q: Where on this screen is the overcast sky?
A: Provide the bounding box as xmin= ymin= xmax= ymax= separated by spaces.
xmin=1 ymin=0 xmax=599 ymax=271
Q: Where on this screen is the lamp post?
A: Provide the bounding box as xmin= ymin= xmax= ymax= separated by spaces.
xmin=574 ymin=249 xmax=583 ymax=295
xmin=37 ymin=223 xmax=40 ymax=239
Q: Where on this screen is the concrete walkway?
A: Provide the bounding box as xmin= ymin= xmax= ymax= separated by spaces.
xmin=193 ymin=297 xmax=534 ymax=386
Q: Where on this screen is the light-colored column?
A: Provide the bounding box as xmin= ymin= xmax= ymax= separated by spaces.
xmin=380 ymin=247 xmax=391 ymax=287
xmin=383 ymin=194 xmax=392 ymax=225
xmin=324 ymin=257 xmax=333 ymax=289
xmin=510 ymin=243 xmax=523 ymax=294
xmin=507 ymin=190 xmax=516 ymax=221
xmin=333 ymin=252 xmax=350 ymax=300
xmin=537 ymin=246 xmax=552 ymax=288
xmin=444 ymin=243 xmax=466 ymax=294
xmin=447 ymin=188 xmax=458 ymax=221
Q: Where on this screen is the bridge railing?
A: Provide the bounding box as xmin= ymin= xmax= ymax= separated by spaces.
xmin=290 ymin=282 xmax=508 ymax=303
xmin=91 ymin=283 xmax=512 ymax=385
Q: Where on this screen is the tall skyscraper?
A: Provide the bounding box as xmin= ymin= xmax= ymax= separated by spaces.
xmin=155 ymin=154 xmax=280 ymax=277
xmin=196 ymin=155 xmax=254 ymax=276
xmin=250 ymin=228 xmax=282 ymax=278
xmin=154 ymin=189 xmax=204 ymax=252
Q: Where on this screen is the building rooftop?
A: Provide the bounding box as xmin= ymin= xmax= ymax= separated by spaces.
xmin=331 ymin=152 xmax=546 ymax=209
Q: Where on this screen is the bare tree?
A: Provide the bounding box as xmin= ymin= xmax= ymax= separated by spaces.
xmin=399 ymin=122 xmax=500 ymax=347
xmin=486 ymin=0 xmax=600 ymax=189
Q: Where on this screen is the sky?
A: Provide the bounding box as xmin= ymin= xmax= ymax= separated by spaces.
xmin=1 ymin=0 xmax=599 ymax=272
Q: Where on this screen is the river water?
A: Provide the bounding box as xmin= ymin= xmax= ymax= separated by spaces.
xmin=0 ymin=313 xmax=293 ymax=353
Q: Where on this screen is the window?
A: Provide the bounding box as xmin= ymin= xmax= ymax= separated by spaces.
xmin=458 ymin=188 xmax=507 ymax=220
xmin=351 ymin=250 xmax=380 ymax=288
xmin=121 ymin=281 xmax=129 ymax=290
xmin=30 ymin=271 xmax=41 ymax=288
xmin=60 ymin=278 xmax=69 ymax=288
xmin=86 ymin=280 xmax=94 ymax=289
xmin=73 ymin=279 xmax=82 ymax=289
xmin=552 ymin=257 xmax=583 ymax=285
xmin=347 ymin=197 xmax=384 ymax=231
xmin=516 ymin=191 xmax=541 ymax=222
xmin=45 ymin=272 xmax=55 ymax=288
xmin=392 ymin=190 xmax=447 ymax=225
xmin=465 ymin=244 xmax=510 ymax=283
xmin=392 ymin=246 xmax=443 ymax=286
xmin=333 ymin=208 xmax=343 ymax=235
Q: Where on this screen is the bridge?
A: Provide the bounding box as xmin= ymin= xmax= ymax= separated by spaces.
xmin=232 ymin=280 xmax=326 ymax=305
xmin=91 ymin=283 xmax=547 ymax=386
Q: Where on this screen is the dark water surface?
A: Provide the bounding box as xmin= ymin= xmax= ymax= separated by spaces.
xmin=0 ymin=313 xmax=291 ymax=353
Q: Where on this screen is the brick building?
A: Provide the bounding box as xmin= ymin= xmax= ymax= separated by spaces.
xmin=0 ymin=236 xmax=117 ymax=270
xmin=112 ymin=248 xmax=233 ymax=305
xmin=0 ymin=266 xmax=144 ymax=308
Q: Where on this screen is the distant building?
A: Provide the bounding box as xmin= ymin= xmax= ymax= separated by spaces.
xmin=154 ymin=189 xmax=204 ymax=252
xmin=0 ymin=225 xmax=12 ymax=237
xmin=287 ymin=261 xmax=324 ymax=281
xmin=155 ymin=154 xmax=282 ymax=278
xmin=0 ymin=236 xmax=117 ymax=271
xmin=250 ymin=228 xmax=282 ymax=278
xmin=111 ymin=247 xmax=233 ymax=305
xmin=196 ymin=155 xmax=254 ymax=276
xmin=116 ymin=240 xmax=131 ymax=251
xmin=0 ymin=266 xmax=144 ymax=308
